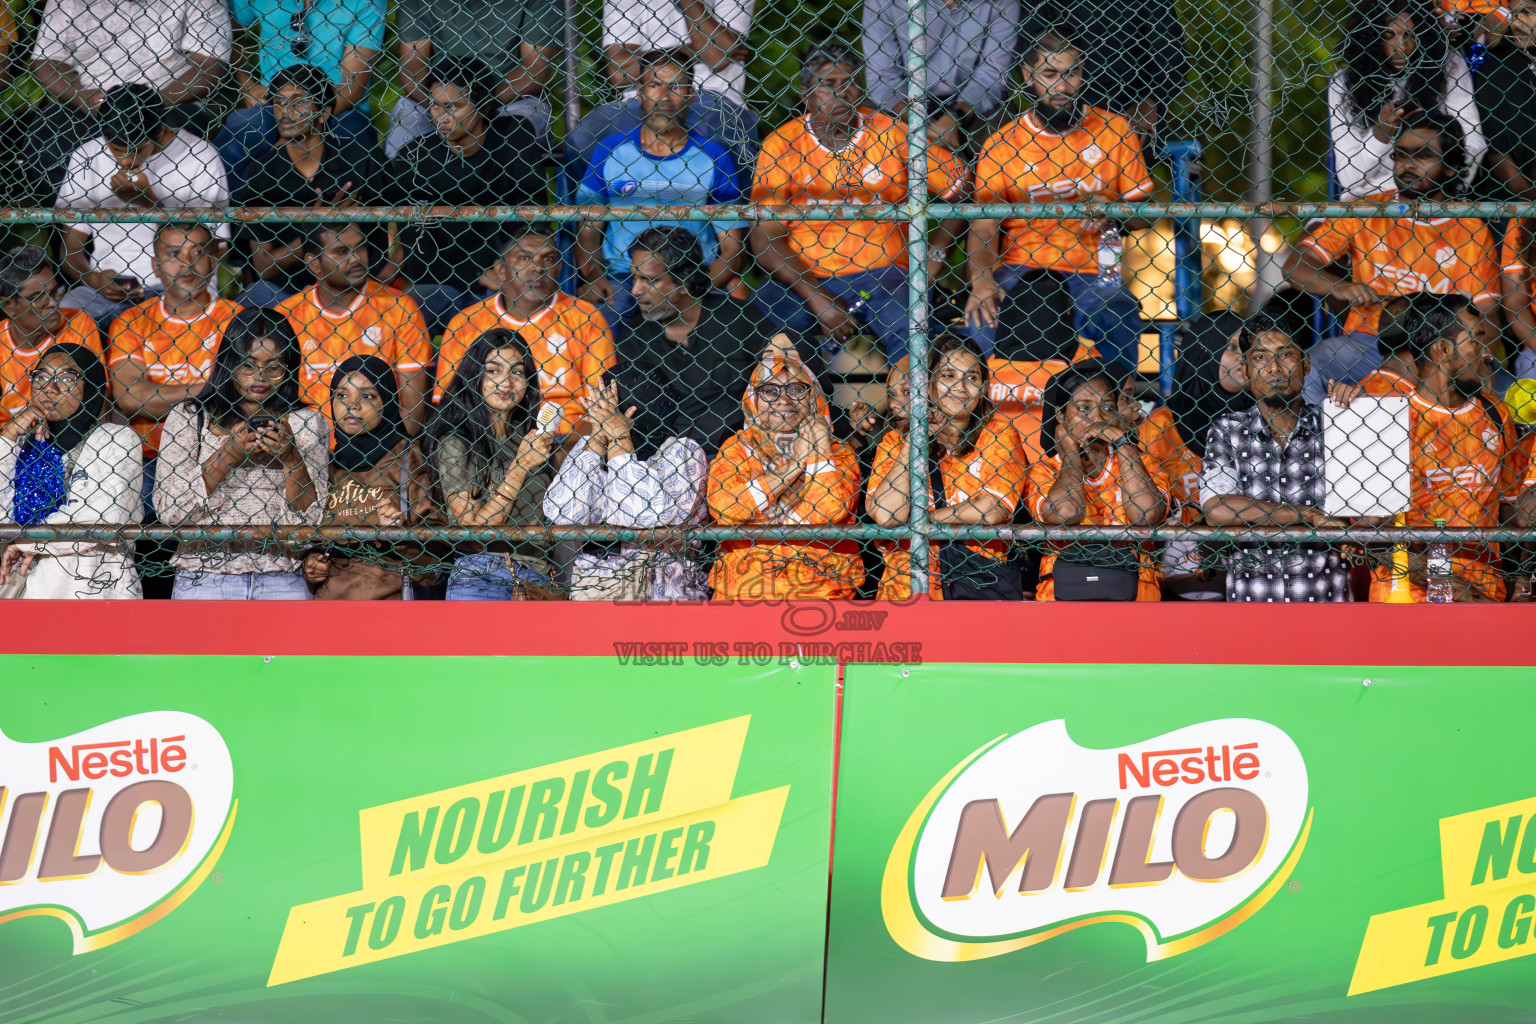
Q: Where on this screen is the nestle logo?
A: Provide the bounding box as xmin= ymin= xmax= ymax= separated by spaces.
xmin=48 ymin=736 xmax=188 ymax=783
xmin=1117 ymin=743 xmax=1260 ymax=790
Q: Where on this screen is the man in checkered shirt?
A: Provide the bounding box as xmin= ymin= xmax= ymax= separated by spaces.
xmin=1199 ymin=318 xmax=1353 ymax=602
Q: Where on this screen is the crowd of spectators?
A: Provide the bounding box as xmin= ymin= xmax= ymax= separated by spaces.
xmin=1 ymin=0 xmax=1535 ymax=603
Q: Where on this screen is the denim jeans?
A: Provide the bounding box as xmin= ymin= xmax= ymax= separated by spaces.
xmin=217 ymin=106 xmax=376 ymax=192
xmin=173 ymin=570 xmax=313 ymax=599
xmin=62 ymin=284 xmax=164 ymax=331
xmin=407 ymin=283 xmax=487 ymax=337
xmin=445 ymin=553 xmax=554 ymax=601
xmin=1516 ymin=346 xmax=1536 ymax=383
xmin=234 ymin=280 xmax=297 ymax=310
xmin=958 ymin=267 xmax=1144 ymax=363
xmin=752 ymin=265 xmax=910 ymax=357
xmin=1302 ymin=332 xmax=1382 ymax=406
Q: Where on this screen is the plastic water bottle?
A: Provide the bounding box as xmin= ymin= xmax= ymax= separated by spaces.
xmin=1425 ymin=518 xmax=1454 ymax=604
xmin=1095 ymin=222 xmax=1122 ymax=290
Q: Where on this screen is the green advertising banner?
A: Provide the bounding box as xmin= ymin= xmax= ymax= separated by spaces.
xmin=827 ymin=663 xmax=1536 ymax=1024
xmin=0 ymin=655 xmax=832 ymax=1024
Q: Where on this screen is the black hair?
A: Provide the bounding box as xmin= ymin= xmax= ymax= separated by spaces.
xmin=1405 ymin=292 xmax=1470 ymax=366
xmin=1396 ymin=106 xmax=1467 ymax=185
xmin=637 ymin=48 xmax=695 ymax=83
xmin=501 ymin=222 xmax=559 ymax=254
xmin=1023 ymin=27 xmax=1080 ymax=68
xmin=299 ymin=221 xmax=357 ymax=259
xmin=154 ymin=220 xmax=215 ymax=248
xmin=426 ymin=328 xmax=541 ymax=477
xmin=1337 ymin=0 xmax=1448 ymax=126
xmin=192 ymin=308 xmax=305 ymax=426
xmin=928 ymin=334 xmax=994 ymax=460
xmin=0 ymin=246 xmax=52 ymax=300
xmin=424 ymin=55 xmax=500 ymax=114
xmin=800 ymin=43 xmax=860 ymax=93
xmin=99 ymin=84 xmax=167 ymax=148
xmin=1237 ymin=313 xmax=1309 ymax=356
xmin=628 ymin=227 xmax=712 ymax=298
xmin=1039 ymin=358 xmax=1132 ymax=459
xmin=269 ymin=63 xmax=337 ymax=114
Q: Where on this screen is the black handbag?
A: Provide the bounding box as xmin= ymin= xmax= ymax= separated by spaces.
xmin=1049 ymin=558 xmax=1141 ymax=601
xmin=929 ymin=460 xmax=1024 ymax=601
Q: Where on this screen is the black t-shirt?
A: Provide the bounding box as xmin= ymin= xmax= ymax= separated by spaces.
xmin=610 ymin=293 xmax=768 ymax=458
xmin=231 ymin=133 xmax=383 ymax=290
xmin=1474 ymin=43 xmax=1536 ymax=171
xmin=383 ymin=117 xmax=548 ymax=292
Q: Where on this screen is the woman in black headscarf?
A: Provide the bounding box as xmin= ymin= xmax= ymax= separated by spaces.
xmin=0 ymin=343 xmax=143 ymax=598
xmin=303 ymin=355 xmax=437 ymax=599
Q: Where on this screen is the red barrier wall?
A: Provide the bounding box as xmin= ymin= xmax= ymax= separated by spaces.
xmin=4 ymin=601 xmax=1531 ymax=664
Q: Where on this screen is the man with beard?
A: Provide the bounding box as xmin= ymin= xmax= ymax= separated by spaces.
xmin=1284 ymin=108 xmax=1501 ymax=403
xmin=1200 ymin=317 xmax=1353 ymax=602
xmin=964 ymin=30 xmax=1154 ymax=364
xmin=577 ymin=50 xmax=746 ymax=332
xmin=609 ymin=227 xmax=758 ymax=457
xmin=1335 ymin=295 xmax=1521 ymax=602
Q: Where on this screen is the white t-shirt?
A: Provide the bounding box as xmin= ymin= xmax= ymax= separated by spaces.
xmin=56 ymin=130 xmax=229 ymax=283
xmin=602 ymin=0 xmax=754 ymax=103
xmin=33 ymin=0 xmax=232 ymax=93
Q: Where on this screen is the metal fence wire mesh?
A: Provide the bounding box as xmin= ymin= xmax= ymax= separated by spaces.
xmin=0 ymin=0 xmax=1534 ymax=602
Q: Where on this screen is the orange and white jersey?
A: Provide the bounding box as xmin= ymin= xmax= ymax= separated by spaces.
xmin=974 ymin=106 xmax=1154 ymax=273
xmin=706 ymin=427 xmax=863 ymax=600
xmin=108 ymin=296 xmax=241 ymax=456
xmin=276 ymin=282 xmax=432 ymax=414
xmin=1297 ymin=193 xmax=1500 ymax=335
xmin=1359 ymin=368 xmax=1418 ymax=398
xmin=1025 ymin=450 xmax=1171 ymax=601
xmin=0 ymin=309 xmax=103 ymax=428
xmin=1140 ymin=406 xmax=1201 ymax=515
xmin=984 ymin=341 xmax=1098 ymax=464
xmin=865 ymin=417 xmax=1028 ymax=600
xmin=752 ymin=109 xmax=966 ymax=278
xmin=435 ymin=292 xmax=616 ymax=433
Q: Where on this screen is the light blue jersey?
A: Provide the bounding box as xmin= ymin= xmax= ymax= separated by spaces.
xmin=578 ymin=128 xmax=746 ymax=275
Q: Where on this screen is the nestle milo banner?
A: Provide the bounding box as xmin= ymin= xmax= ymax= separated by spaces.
xmin=827 ymin=663 xmax=1536 ymax=1024
xmin=0 ymin=655 xmax=832 ymax=1024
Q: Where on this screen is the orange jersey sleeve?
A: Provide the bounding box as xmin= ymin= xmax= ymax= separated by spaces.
xmin=1298 ymin=215 xmax=1362 ymax=265
xmin=1106 ymin=115 xmax=1155 ymax=201
xmin=1503 ymin=218 xmax=1531 ymax=275
xmin=382 ymin=295 xmax=432 ymax=373
xmin=1455 ymin=221 xmax=1503 ymax=307
xmin=751 ymin=127 xmax=796 ymax=205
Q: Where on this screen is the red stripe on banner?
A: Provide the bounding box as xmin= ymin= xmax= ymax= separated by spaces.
xmin=1 ymin=601 xmax=1533 ymax=665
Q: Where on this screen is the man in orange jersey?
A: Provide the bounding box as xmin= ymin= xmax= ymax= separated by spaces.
xmin=276 ymin=223 xmax=433 ymax=434
xmin=109 ymin=223 xmax=241 ymax=462
xmin=436 ymin=223 xmax=617 ymax=434
xmin=1285 ymin=109 xmax=1500 ymax=405
xmin=750 ymin=44 xmax=965 ymax=359
xmin=1498 ymin=215 xmax=1536 ymax=380
xmin=0 ymin=246 xmax=103 ymax=430
xmin=1337 ymin=294 xmax=1519 ymax=601
xmin=965 ymin=31 xmax=1154 ymax=365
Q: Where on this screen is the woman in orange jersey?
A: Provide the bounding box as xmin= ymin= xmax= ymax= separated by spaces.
xmin=867 ymin=334 xmax=1026 ymax=600
xmin=1028 ymin=359 xmax=1171 ymax=601
xmin=706 ymin=348 xmax=863 ymax=600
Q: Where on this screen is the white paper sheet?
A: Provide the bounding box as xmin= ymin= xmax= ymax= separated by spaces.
xmin=1323 ymin=395 xmax=1411 ymax=517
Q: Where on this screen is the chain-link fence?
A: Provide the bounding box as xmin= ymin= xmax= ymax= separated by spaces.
xmin=0 ymin=0 xmax=1533 ymax=602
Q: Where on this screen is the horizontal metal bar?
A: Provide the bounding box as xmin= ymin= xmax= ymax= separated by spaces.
xmin=4 ymin=525 xmax=1534 ymax=543
xmin=12 ymin=199 xmax=1536 ymax=225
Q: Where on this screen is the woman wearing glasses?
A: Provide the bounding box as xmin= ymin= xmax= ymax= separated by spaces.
xmin=0 ymin=344 xmax=142 ymax=598
xmin=706 ymin=345 xmax=864 ymax=600
xmin=154 ymin=308 xmax=329 ymax=599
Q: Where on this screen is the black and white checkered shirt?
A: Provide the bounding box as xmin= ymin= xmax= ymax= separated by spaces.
xmin=1201 ymin=404 xmax=1352 ymax=603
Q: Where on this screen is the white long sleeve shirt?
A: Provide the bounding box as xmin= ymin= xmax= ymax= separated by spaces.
xmin=544 ymin=435 xmax=710 ymax=599
xmin=0 ymin=422 xmax=143 ymax=598
xmin=1327 ymin=58 xmax=1486 ymax=200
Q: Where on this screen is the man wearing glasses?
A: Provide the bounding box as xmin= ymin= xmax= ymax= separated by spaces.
xmin=217 ymin=0 xmax=384 ymax=189
xmin=0 ymin=247 xmax=104 ymax=430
